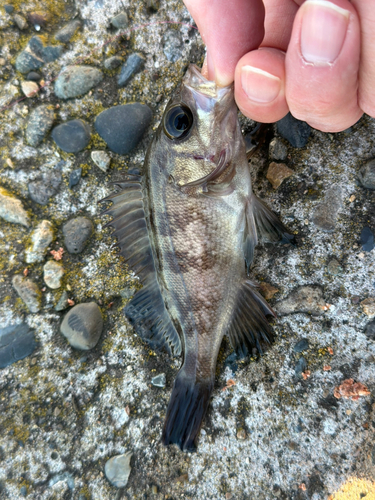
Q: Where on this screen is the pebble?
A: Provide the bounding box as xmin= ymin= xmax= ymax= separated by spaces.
xmin=110 ymin=11 xmax=129 ymax=29
xmin=266 ymin=162 xmax=294 ymax=189
xmin=358 ymin=159 xmax=375 ymax=190
xmin=5 ymin=5 xmax=14 ymax=13
xmin=118 ymin=53 xmax=145 ymax=87
xmin=26 ymin=71 xmax=42 ymax=82
xmin=146 ymin=0 xmax=160 ymax=12
xmin=151 ymin=373 xmax=166 ymax=387
xmin=25 ymin=220 xmax=54 ymax=263
xmin=236 ymin=429 xmax=247 ymax=440
xmin=360 ymin=227 xmax=374 ymax=252
xmin=21 ymin=81 xmax=39 ymax=98
xmin=28 ymin=167 xmax=62 ymax=205
xmin=293 ymin=339 xmax=309 ymax=353
xmin=105 ymin=452 xmax=132 ymax=488
xmin=311 ymin=185 xmax=342 ymax=232
xmin=163 ymin=30 xmax=184 ymax=62
xmin=13 ymin=13 xmax=28 ymax=30
xmin=15 ymin=36 xmax=63 ymax=74
xmin=259 ymin=282 xmax=279 ymax=300
xmin=26 ymin=104 xmax=55 ymax=147
xmin=55 ymin=291 xmax=70 ymax=312
xmin=104 ymin=56 xmax=122 ymax=70
xmin=63 ymin=217 xmax=94 ymax=254
xmin=0 ymin=323 xmax=37 ymax=369
xmin=69 ymin=168 xmax=82 ymax=188
xmin=276 ymin=286 xmax=326 ymax=316
xmin=91 ymin=150 xmax=110 ymax=172
xmin=54 ymin=65 xmax=103 ymax=99
xmin=95 ymin=104 xmax=152 ymax=155
xmin=51 ymin=119 xmax=91 ymax=153
xmin=361 ymin=298 xmax=375 ymax=318
xmin=60 ymin=302 xmax=103 ymax=350
xmin=295 ymin=356 xmax=307 ymax=378
xmin=54 ymin=20 xmax=81 ymax=43
xmin=0 ymin=186 xmax=30 ymax=227
xmin=269 ymin=138 xmax=288 ymax=161
xmin=44 ymin=260 xmax=64 ymax=289
xmin=365 ymin=320 xmax=375 ymax=340
xmin=12 ymin=275 xmax=41 ymax=313
xmin=327 ymin=258 xmax=343 ymax=276
xmin=277 ymin=112 xmax=311 ymax=148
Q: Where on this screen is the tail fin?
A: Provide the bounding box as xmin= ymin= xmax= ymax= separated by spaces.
xmin=162 ymin=373 xmax=213 ymax=451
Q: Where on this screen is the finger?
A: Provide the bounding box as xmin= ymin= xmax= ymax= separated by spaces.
xmin=285 ymin=0 xmax=362 ymax=132
xmin=183 ymin=0 xmax=265 ymax=86
xmin=234 ymin=48 xmax=289 ymax=123
xmin=351 ymin=0 xmax=375 ymax=117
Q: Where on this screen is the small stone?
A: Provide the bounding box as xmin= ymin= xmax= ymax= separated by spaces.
xmin=52 ymin=120 xmax=91 ymax=153
xmin=21 ymin=80 xmax=38 ymax=98
xmin=26 ymin=104 xmax=55 ymax=146
xmin=63 ymin=217 xmax=94 ymax=254
xmin=327 ymin=258 xmax=343 ymax=276
xmin=0 ymin=323 xmax=37 ymax=369
xmin=259 ymin=282 xmax=279 ymax=300
xmin=163 ymin=30 xmax=184 ymax=62
xmin=54 ymin=65 xmax=103 ymax=99
xmin=276 ymin=286 xmax=326 ymax=316
xmin=0 ymin=186 xmax=30 ymax=227
xmin=26 ymin=71 xmax=42 ymax=82
xmin=311 ymin=185 xmax=342 ymax=232
xmin=277 ymin=112 xmax=311 ymax=148
xmin=151 ymin=373 xmax=166 ymax=387
xmin=91 ymin=150 xmax=110 ymax=172
xmin=15 ymin=36 xmax=63 ymax=74
xmin=269 ymin=138 xmax=288 ymax=161
xmin=236 ymin=429 xmax=246 ymax=440
xmin=117 ymin=53 xmax=145 ymax=87
xmin=360 ymin=227 xmax=374 ymax=252
xmin=28 ymin=167 xmax=62 ymax=205
xmin=293 ymin=339 xmax=309 ymax=352
xmin=364 ymin=320 xmax=375 ymax=340
xmin=151 ymin=485 xmax=158 ymax=494
xmin=295 ymin=356 xmax=307 ymax=378
xmin=5 ymin=5 xmax=14 ymax=13
xmin=25 ymin=220 xmax=54 ymax=263
xmin=28 ymin=11 xmax=49 ymax=29
xmin=60 ymin=302 xmax=103 ymax=350
xmin=12 ymin=275 xmax=41 ymax=313
xmin=361 ymin=298 xmax=375 ymax=318
xmin=53 ymin=407 xmax=61 ymax=417
xmin=110 ymin=11 xmax=129 ymax=29
xmin=95 ymin=104 xmax=152 ymax=155
xmin=104 ymin=56 xmax=122 ymax=70
xmin=69 ymin=168 xmax=82 ymax=188
xmin=266 ymin=162 xmax=293 ymax=189
xmin=351 ymin=295 xmax=361 ymax=304
xmin=44 ymin=260 xmax=64 ymax=289
xmin=358 ymin=159 xmax=375 ymax=190
xmin=105 ymin=452 xmax=132 ymax=488
xmin=13 ymin=13 xmax=28 ymax=30
xmin=55 ymin=291 xmax=69 ymax=312
xmin=54 ymin=20 xmax=81 ymax=43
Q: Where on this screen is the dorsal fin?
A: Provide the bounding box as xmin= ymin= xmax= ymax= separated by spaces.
xmin=101 ymin=175 xmax=182 ymax=356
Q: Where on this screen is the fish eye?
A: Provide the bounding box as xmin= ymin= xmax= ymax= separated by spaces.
xmin=163 ymin=104 xmax=193 ymax=140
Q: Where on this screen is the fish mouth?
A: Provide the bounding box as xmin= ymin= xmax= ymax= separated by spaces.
xmin=183 ymin=64 xmax=233 ymax=106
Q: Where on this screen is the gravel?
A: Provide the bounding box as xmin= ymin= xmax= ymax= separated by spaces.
xmin=12 ymin=275 xmax=41 ymax=313
xmin=51 ymin=119 xmax=91 ymax=153
xmin=0 ymin=187 xmax=30 ymax=227
xmin=54 ymin=65 xmax=103 ymax=99
xmin=105 ymin=452 xmax=132 ymax=488
xmin=54 ymin=20 xmax=81 ymax=43
xmin=117 ymin=53 xmax=145 ymax=87
xmin=60 ymin=302 xmax=103 ymax=350
xmin=25 ymin=220 xmax=54 ymax=264
xmin=28 ymin=167 xmax=62 ymax=205
xmin=43 ymin=260 xmax=64 ymax=289
xmin=311 ymin=185 xmax=343 ymax=232
xmin=63 ymin=216 xmax=94 ymax=254
xmin=25 ymin=104 xmax=55 ymax=147
xmin=358 ymin=159 xmax=375 ymax=189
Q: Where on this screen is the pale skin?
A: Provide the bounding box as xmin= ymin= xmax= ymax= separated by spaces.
xmin=183 ymin=0 xmax=375 ymax=133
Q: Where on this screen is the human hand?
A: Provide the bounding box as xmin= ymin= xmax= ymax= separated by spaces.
xmin=184 ymin=0 xmax=373 ymax=133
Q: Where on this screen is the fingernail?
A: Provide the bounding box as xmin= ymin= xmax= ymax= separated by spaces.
xmin=241 ymin=66 xmax=281 ymax=103
xmin=301 ymin=0 xmax=350 ymax=64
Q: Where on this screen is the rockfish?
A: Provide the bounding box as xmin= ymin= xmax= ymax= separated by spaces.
xmin=102 ymin=64 xmax=291 ymax=451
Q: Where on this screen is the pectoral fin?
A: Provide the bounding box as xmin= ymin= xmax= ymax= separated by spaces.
xmin=249 ymin=195 xmax=295 ymax=244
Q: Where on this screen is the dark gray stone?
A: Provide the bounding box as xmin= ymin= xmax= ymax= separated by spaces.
xmin=55 ymin=20 xmax=81 ymax=43
xmin=117 ymin=53 xmax=145 ymax=87
xmin=63 ymin=216 xmax=93 ymax=254
xmin=69 ymin=168 xmax=82 ymax=188
xmin=60 ymin=302 xmax=103 ymax=350
xmin=360 ymin=226 xmax=374 ymax=252
xmin=55 ymin=291 xmax=69 ymax=312
xmin=28 ymin=167 xmax=62 ymax=205
xmin=269 ymin=138 xmax=288 ymax=161
xmin=95 ymin=103 xmax=152 ymax=155
xmin=52 ymin=120 xmax=91 ymax=153
xmin=110 ymin=11 xmax=128 ymax=29
xmin=277 ymin=112 xmax=311 ymax=148
xmin=54 ymin=65 xmax=103 ymax=99
xmin=0 ymin=323 xmax=37 ymax=369
xmin=26 ymin=104 xmax=55 ymax=147
xmin=163 ymin=30 xmax=184 ymax=63
xmin=295 ymin=357 xmax=307 ymax=378
xmin=293 ymin=339 xmax=309 ymax=353
xmin=42 ymin=45 xmax=64 ymax=63
xmin=365 ymin=320 xmax=375 ymax=341
xmin=104 ymin=56 xmax=122 ymax=70
xmin=26 ymin=71 xmax=42 ymax=81
xmin=311 ymin=186 xmax=342 ymax=232
xmin=15 ymin=36 xmax=63 ymax=74
xmin=5 ymin=5 xmax=14 ymax=13
xmin=358 ymin=159 xmax=375 ymax=189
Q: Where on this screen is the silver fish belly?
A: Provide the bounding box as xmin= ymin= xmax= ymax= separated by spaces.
xmin=102 ymin=64 xmax=292 ymax=451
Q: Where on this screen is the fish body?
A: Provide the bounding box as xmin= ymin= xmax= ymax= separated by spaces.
xmin=103 ymin=65 xmax=291 ymax=451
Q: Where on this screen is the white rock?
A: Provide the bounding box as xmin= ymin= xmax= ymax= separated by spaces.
xmin=44 ymin=260 xmax=64 ymax=289
xmin=91 ymin=150 xmax=110 ymax=172
xmin=0 ymin=186 xmax=30 ymax=227
xmin=105 ymin=452 xmax=132 ymax=488
xmin=26 ymin=220 xmax=54 ymax=263
xmin=21 ymin=81 xmax=39 ymax=98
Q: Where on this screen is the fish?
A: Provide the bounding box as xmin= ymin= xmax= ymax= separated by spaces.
xmin=102 ymin=64 xmax=293 ymax=451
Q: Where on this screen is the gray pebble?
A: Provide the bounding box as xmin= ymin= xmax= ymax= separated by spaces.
xmin=13 ymin=13 xmax=28 ymax=30
xmin=5 ymin=5 xmax=14 ymax=13
xmin=151 ymin=373 xmax=166 ymax=387
xmin=111 ymin=11 xmax=129 ymax=29
xmin=295 ymin=356 xmax=307 ymax=378
xmin=163 ymin=30 xmax=184 ymax=62
xmin=105 ymin=452 xmax=132 ymax=488
xmin=0 ymin=186 xmax=30 ymax=227
xmin=60 ymin=302 xmax=103 ymax=350
xmin=91 ymin=150 xmax=110 ymax=172
xmin=12 ymin=275 xmax=41 ymax=313
xmin=54 ymin=65 xmax=103 ymax=99
xmin=360 ymin=226 xmax=375 ymax=252
xmin=63 ymin=216 xmax=93 ymax=254
xmin=277 ymin=112 xmax=311 ymax=148
xmin=358 ymin=159 xmax=375 ymax=189
xmin=269 ymin=138 xmax=288 ymax=161
xmin=15 ymin=36 xmax=63 ymax=74
xmin=44 ymin=260 xmax=64 ymax=289
xmin=327 ymin=258 xmax=343 ymax=276
xmin=25 ymin=220 xmax=54 ymax=264
xmin=312 ymin=186 xmax=342 ymax=232
xmin=54 ymin=20 xmax=81 ymax=43
xmin=26 ymin=104 xmax=55 ymax=147
xmin=26 ymin=71 xmax=42 ymax=81
xmin=52 ymin=119 xmax=91 ymax=153
xmin=69 ymin=168 xmax=82 ymax=188
xmin=48 ymin=472 xmax=74 ymax=490
xmin=104 ymin=56 xmax=122 ymax=70
xmin=95 ymin=103 xmax=152 ymax=155
xmin=365 ymin=320 xmax=375 ymax=340
xmin=275 ymin=286 xmax=325 ymax=316
xmin=118 ymin=53 xmax=145 ymax=88
xmin=293 ymin=339 xmax=309 ymax=353
xmin=55 ymin=291 xmax=69 ymax=312
xmin=0 ymin=323 xmax=37 ymax=369
xmin=28 ymin=167 xmax=62 ymax=205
